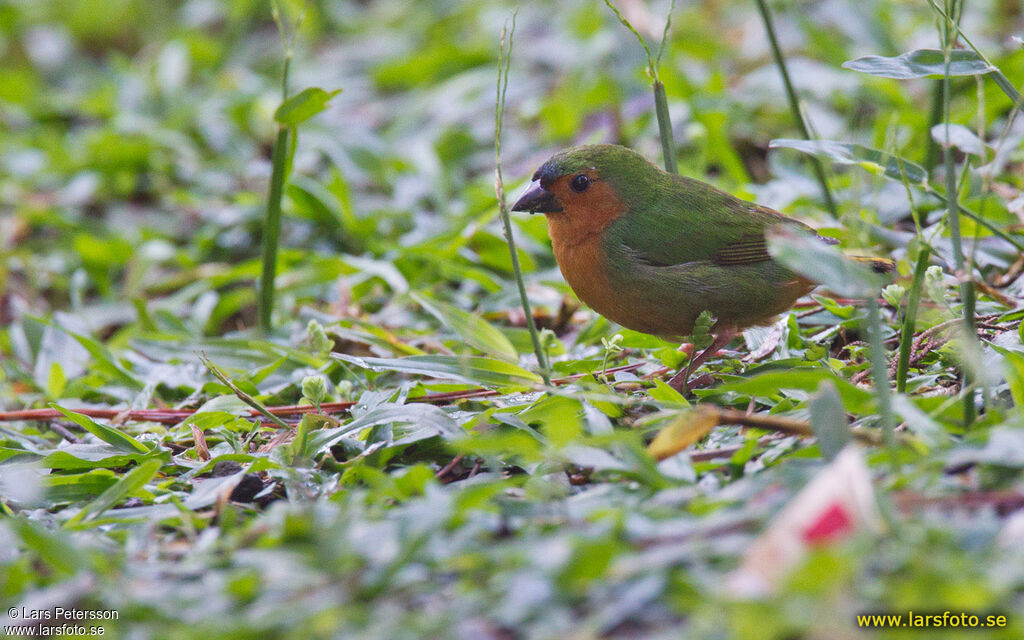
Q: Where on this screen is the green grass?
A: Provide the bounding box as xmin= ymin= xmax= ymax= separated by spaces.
xmin=1 ymin=1 xmax=1024 ymax=638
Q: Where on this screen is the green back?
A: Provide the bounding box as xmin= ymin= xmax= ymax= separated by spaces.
xmin=542 ymin=144 xmax=814 ymax=266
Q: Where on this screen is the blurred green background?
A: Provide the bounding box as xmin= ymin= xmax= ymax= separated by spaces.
xmin=2 ymin=0 xmax=1024 ymax=638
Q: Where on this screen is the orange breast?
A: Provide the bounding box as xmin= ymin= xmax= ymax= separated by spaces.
xmin=542 ymin=175 xmax=635 ymax=331
xmin=546 ymin=218 xmax=639 ymax=332
xmin=550 ymin=231 xmax=615 ymax=311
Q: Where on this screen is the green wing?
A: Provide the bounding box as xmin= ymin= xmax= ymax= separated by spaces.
xmin=605 ymin=173 xmax=827 ymax=268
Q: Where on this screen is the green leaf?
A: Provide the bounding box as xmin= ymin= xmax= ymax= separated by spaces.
xmin=40 ymin=446 xmax=151 ymax=470
xmin=842 ymin=49 xmax=995 ymax=79
xmin=46 ymin=361 xmax=66 ymax=398
xmin=343 ymin=256 xmax=410 ymax=293
xmin=557 ymin=536 xmax=618 ymax=594
xmin=49 ymin=404 xmax=151 ymax=454
xmin=929 ymin=123 xmax=986 ymax=156
xmin=288 ymin=413 xmax=333 ymax=463
xmin=891 ymin=395 xmax=949 ymax=449
xmin=689 ymin=310 xmax=714 ymax=351
xmin=306 ymin=403 xmax=461 ymax=454
xmin=769 ymin=139 xmax=927 ymax=186
xmin=274 ymin=87 xmax=342 ymax=126
xmin=518 ymin=395 xmax=584 ymax=447
xmin=648 ymin=379 xmax=691 ymax=407
xmin=12 ymin=518 xmax=82 ymax=574
xmin=69 ymin=330 xmax=144 ymax=389
xmin=812 ymin=295 xmax=857 ymax=319
xmin=716 ymin=369 xmax=874 ymax=413
xmin=766 ymin=225 xmax=884 ymax=299
xmin=190 ymin=394 xmax=252 ymax=416
xmin=808 ymin=381 xmax=849 ymax=460
xmin=991 ymin=345 xmax=1024 ymax=411
xmin=65 ymin=458 xmax=162 ymax=526
xmin=301 ymin=375 xmax=329 ymax=406
xmin=333 ymin=354 xmax=542 ymax=387
xmin=412 ymin=293 xmax=518 ymax=362
xmin=42 ymin=470 xmax=120 ymax=504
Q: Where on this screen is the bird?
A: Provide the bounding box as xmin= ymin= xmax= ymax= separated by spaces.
xmin=511 ymin=144 xmax=894 ymax=393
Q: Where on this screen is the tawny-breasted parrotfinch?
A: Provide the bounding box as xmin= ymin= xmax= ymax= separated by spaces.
xmin=512 ymin=144 xmax=893 ymax=391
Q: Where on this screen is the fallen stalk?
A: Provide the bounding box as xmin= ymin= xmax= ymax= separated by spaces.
xmin=633 ymin=490 xmax=1024 ymax=550
xmin=0 ymin=363 xmax=645 ymax=425
xmin=892 ymin=490 xmax=1024 ymax=513
xmin=697 ymin=406 xmax=917 ymax=448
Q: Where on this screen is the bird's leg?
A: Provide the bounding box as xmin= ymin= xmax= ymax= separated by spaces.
xmin=667 ymin=328 xmax=738 ymax=394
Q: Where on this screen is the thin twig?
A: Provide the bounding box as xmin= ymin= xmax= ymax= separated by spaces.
xmin=677 ymin=406 xmax=916 ymax=450
xmin=990 ymin=254 xmax=1024 ymax=288
xmin=435 ymin=455 xmax=464 ymax=479
xmin=714 ymin=407 xmax=812 ymax=437
xmin=923 ymin=191 xmax=1024 ymax=253
xmin=48 ymin=422 xmax=83 ymax=444
xmin=0 ymin=363 xmax=645 ymax=425
xmin=892 ymin=490 xmax=1024 ymax=513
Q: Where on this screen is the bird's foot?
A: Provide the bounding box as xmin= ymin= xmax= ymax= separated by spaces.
xmin=666 ymin=369 xmax=690 ymax=394
xmin=666 ymin=371 xmax=715 ymax=394
xmin=665 ymin=328 xmax=738 ymax=395
xmin=689 ymin=372 xmax=715 ymax=390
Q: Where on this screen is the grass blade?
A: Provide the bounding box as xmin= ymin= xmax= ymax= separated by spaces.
xmin=49 ymin=404 xmax=151 ymax=454
xmin=334 ymin=353 xmax=542 ymax=388
xmin=65 ymin=458 xmax=162 ymax=526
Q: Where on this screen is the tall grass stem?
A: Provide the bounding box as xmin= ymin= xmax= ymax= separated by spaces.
xmin=258 ymin=56 xmax=292 ymax=334
xmin=653 ymin=82 xmax=677 ymax=173
xmin=939 ymin=0 xmax=976 ymax=425
xmin=753 ymin=0 xmax=837 ymax=216
xmin=603 ymin=0 xmax=678 ymax=172
xmin=494 ymin=14 xmax=551 ymax=386
xmin=896 ymin=248 xmax=930 ymax=393
xmin=259 ymin=4 xmax=302 ymax=333
xmin=924 ymin=81 xmax=943 ymax=171
xmin=867 ymin=298 xmax=897 ymax=469
xmin=926 ymin=0 xmax=1021 ymax=106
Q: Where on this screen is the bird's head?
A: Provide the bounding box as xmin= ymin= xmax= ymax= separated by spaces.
xmin=511 ymin=145 xmax=659 ymax=232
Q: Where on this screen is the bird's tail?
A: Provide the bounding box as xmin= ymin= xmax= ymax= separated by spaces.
xmin=850 ymin=255 xmax=896 ymax=274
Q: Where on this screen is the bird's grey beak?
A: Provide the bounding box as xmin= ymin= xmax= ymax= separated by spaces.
xmin=511 ymin=181 xmax=562 ymax=214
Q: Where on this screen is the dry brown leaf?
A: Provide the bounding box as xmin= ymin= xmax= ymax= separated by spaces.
xmin=190 ymin=421 xmax=211 ymax=461
xmin=647 ymin=405 xmax=719 ymax=461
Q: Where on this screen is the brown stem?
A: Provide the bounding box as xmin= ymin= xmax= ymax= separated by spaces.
xmin=435 ymin=455 xmax=465 ymax=479
xmin=0 ymin=363 xmax=645 ymax=425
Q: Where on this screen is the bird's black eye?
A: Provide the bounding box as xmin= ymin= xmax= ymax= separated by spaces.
xmin=570 ymin=174 xmax=590 ymax=193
